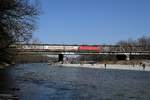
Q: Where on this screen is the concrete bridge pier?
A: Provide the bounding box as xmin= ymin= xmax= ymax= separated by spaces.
xmin=58 ymin=54 xmax=64 ymax=63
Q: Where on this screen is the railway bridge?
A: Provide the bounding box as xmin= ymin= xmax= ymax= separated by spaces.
xmin=10 ymin=44 xmax=150 ymax=62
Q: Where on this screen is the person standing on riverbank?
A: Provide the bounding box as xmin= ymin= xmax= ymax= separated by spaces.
xmin=104 ymin=63 xmax=106 ymax=69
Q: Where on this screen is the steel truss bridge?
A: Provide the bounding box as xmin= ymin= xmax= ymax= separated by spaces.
xmin=10 ymin=44 xmax=150 ymax=61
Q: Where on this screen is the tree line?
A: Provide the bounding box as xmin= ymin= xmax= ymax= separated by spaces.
xmin=117 ymin=36 xmax=150 ymax=50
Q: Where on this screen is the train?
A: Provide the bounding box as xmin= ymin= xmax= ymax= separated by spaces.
xmin=9 ymin=44 xmax=102 ymax=53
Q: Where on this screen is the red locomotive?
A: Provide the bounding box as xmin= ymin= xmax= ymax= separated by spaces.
xmin=78 ymin=45 xmax=101 ymax=53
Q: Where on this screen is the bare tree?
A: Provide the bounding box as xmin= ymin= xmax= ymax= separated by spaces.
xmin=0 ymin=0 xmax=40 ymax=45
xmin=137 ymin=36 xmax=150 ymax=50
xmin=0 ymin=0 xmax=40 ymax=63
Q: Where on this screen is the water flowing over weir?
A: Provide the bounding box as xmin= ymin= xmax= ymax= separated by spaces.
xmin=1 ymin=63 xmax=150 ymax=100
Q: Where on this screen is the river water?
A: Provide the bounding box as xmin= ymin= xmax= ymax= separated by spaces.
xmin=0 ymin=63 xmax=150 ymax=100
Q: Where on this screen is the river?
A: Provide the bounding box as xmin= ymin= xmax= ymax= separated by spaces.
xmin=0 ymin=63 xmax=150 ymax=100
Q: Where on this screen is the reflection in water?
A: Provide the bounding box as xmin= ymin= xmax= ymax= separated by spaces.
xmin=1 ymin=63 xmax=150 ymax=100
xmin=0 ymin=68 xmax=19 ymax=99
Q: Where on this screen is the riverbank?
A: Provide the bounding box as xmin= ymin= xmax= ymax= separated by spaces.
xmin=56 ymin=63 xmax=150 ymax=71
xmin=0 ymin=63 xmax=10 ymax=69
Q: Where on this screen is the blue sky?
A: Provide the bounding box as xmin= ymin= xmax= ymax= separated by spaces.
xmin=33 ymin=0 xmax=150 ymax=44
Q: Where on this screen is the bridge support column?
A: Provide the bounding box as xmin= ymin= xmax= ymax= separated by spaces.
xmin=58 ymin=54 xmax=64 ymax=63
xmin=126 ymin=54 xmax=130 ymax=61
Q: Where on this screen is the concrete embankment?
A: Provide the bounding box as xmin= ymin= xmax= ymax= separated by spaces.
xmin=58 ymin=64 xmax=150 ymax=71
